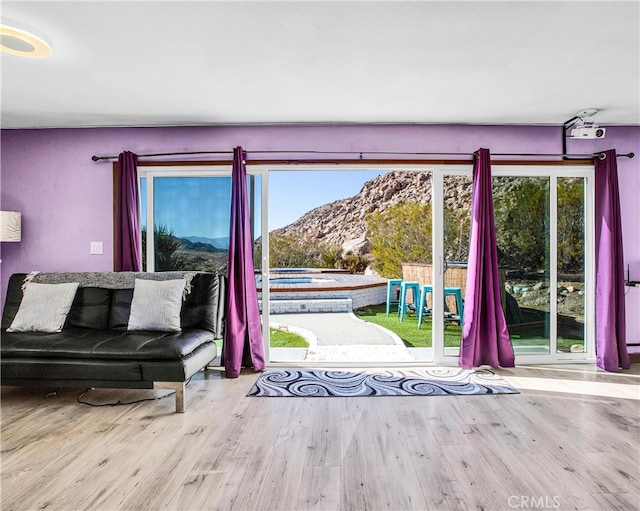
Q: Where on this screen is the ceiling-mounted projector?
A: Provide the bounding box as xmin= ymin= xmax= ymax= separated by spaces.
xmin=570 ymin=123 xmax=606 ymax=139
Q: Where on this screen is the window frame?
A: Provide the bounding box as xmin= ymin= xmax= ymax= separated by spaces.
xmin=137 ymin=165 xmax=235 ymax=273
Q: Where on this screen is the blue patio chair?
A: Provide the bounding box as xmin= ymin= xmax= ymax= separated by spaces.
xmin=385 ymin=279 xmax=403 ymax=316
xmin=398 ymin=281 xmax=420 ymax=322
xmin=417 ymin=285 xmax=464 ymax=329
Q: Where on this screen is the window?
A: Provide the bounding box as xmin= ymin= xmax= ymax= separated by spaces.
xmin=138 ymin=167 xmax=263 ymax=274
xmin=138 ymin=168 xmax=229 ymax=273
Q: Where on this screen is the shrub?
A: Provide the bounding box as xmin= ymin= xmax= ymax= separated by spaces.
xmin=338 ymin=251 xmax=372 ymax=274
xmin=267 ymin=233 xmax=322 ymax=268
xmin=320 ymin=245 xmax=343 ymax=269
xmin=557 ymin=178 xmax=585 ymax=272
xmin=494 ymin=178 xmax=549 ymax=271
xmin=141 ymin=225 xmax=189 ymax=271
xmin=366 ymin=201 xmax=432 ymax=278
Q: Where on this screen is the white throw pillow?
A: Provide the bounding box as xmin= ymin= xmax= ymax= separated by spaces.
xmin=7 ymin=282 xmax=80 ymax=333
xmin=127 ymin=278 xmax=185 ymax=332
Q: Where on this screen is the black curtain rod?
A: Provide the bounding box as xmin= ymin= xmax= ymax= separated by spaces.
xmin=91 ymin=149 xmax=635 ymax=162
xmin=91 ymin=150 xmax=231 ymax=161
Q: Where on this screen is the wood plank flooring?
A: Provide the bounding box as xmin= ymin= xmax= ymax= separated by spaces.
xmin=1 ymin=364 xmax=638 ymax=511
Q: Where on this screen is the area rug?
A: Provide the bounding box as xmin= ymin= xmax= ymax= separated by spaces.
xmin=247 ymin=368 xmax=519 ymax=397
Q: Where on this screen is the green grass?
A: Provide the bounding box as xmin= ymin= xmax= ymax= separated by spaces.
xmin=353 ymin=303 xmax=462 ymax=348
xmin=214 ymin=327 xmax=310 ymax=352
xmin=214 ymin=305 xmax=583 ymax=353
xmin=269 ymin=327 xmax=309 ymax=348
xmin=354 ymin=303 xmax=584 ymax=350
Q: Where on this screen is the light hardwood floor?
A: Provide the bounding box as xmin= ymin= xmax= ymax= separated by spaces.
xmin=1 ymin=364 xmax=638 ymax=511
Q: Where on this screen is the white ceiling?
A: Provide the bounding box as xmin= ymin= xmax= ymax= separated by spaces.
xmin=1 ymin=0 xmax=639 ymax=129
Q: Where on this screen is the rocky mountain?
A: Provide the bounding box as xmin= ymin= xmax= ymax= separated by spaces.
xmin=179 ymin=238 xmax=226 ymax=253
xmin=272 ymin=171 xmax=472 ymax=255
xmin=184 ymin=235 xmax=229 ymax=249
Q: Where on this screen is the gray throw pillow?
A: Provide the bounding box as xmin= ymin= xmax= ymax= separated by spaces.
xmin=7 ymin=282 xmax=80 ymax=333
xmin=127 ymin=278 xmax=185 ymax=332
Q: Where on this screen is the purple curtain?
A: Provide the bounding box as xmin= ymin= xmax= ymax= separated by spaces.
xmin=594 ymin=150 xmax=630 ymax=371
xmin=116 ymin=151 xmax=141 ymax=271
xmin=459 ymin=148 xmax=515 ymax=369
xmin=223 ymin=147 xmax=266 ymax=378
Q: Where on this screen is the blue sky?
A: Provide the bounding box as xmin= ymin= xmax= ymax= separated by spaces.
xmin=142 ymin=170 xmax=385 ymax=242
xmin=269 ymin=170 xmax=384 ymax=230
xmin=141 ymin=177 xmax=232 ymax=240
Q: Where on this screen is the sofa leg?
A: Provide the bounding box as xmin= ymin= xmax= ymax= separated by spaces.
xmin=154 ymin=382 xmax=186 ymax=413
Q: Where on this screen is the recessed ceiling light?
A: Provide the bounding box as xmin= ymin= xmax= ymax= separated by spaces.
xmin=0 ymin=24 xmax=51 ymax=58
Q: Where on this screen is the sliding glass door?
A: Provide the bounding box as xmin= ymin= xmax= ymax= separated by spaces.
xmin=138 ymin=166 xmax=269 ymax=360
xmin=493 ymin=175 xmax=553 ymax=354
xmin=137 ymin=163 xmax=593 ymax=367
xmin=433 ymin=165 xmax=593 ymax=364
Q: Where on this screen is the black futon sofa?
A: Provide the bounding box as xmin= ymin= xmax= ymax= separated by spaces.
xmin=1 ymin=271 xmax=226 ymax=413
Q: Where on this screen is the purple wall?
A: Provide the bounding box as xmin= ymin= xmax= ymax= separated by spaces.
xmin=1 ymin=124 xmax=639 ymax=344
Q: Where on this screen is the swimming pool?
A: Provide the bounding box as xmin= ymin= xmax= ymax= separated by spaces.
xmin=269 ymin=277 xmax=318 ymax=285
xmin=256 ymin=271 xmax=388 ymax=313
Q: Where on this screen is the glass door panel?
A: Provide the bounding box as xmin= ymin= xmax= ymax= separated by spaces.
xmin=142 ymin=176 xmax=232 ymax=273
xmin=557 ymin=177 xmax=586 ymax=353
xmin=265 ymin=168 xmax=434 ymax=365
xmin=493 ymin=176 xmax=551 ymax=355
xmin=441 ymin=174 xmax=472 ymax=358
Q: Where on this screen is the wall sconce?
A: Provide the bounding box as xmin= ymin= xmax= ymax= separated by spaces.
xmin=1 ymin=211 xmax=22 ymax=242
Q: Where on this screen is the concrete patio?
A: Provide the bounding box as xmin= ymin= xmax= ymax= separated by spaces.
xmin=269 ymin=311 xmax=432 ymax=363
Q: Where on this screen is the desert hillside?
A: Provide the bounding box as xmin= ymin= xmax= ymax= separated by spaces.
xmin=272 ymin=170 xmax=472 ymax=255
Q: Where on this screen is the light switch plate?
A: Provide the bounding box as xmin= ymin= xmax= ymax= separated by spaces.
xmin=90 ymin=241 xmax=103 ymax=255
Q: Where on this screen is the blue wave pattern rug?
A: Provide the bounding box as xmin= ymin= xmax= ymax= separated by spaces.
xmin=247 ymin=368 xmax=519 ymax=397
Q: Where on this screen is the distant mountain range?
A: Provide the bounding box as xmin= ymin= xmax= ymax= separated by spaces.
xmin=182 ymin=235 xmax=229 ymax=251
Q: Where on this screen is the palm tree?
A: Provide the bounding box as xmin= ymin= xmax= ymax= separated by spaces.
xmin=141 ymin=225 xmax=189 ymax=271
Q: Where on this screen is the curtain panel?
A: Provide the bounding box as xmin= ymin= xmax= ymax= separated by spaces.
xmin=223 ymin=147 xmax=266 ymax=378
xmin=116 ymin=151 xmax=141 ymax=272
xmin=594 ymin=149 xmax=630 ymax=371
xmin=459 ymin=148 xmax=515 ymax=369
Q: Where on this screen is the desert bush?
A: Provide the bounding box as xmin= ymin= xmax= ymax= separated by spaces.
xmin=366 ymin=201 xmax=432 ymax=278
xmin=494 ymin=178 xmax=549 ymax=271
xmin=320 ymin=245 xmax=343 ymax=269
xmin=267 ymin=233 xmax=323 ymax=268
xmin=557 ymin=178 xmax=585 ymax=272
xmin=338 ymin=251 xmax=372 ymax=274
xmin=444 ymin=207 xmax=470 ymax=262
xmin=493 ymin=177 xmax=584 ymax=273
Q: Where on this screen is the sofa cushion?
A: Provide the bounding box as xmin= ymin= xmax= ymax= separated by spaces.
xmin=127 ymin=279 xmax=184 ymax=332
xmin=7 ymin=282 xmax=79 ymax=333
xmin=109 ymin=289 xmax=134 ymax=330
xmin=68 ymin=288 xmax=112 ymax=330
xmin=0 ymin=328 xmax=215 ymax=360
xmin=181 ymin=273 xmax=223 ymax=334
xmin=110 ymin=273 xmax=225 ymax=337
xmin=1 ymin=274 xmax=26 ymax=329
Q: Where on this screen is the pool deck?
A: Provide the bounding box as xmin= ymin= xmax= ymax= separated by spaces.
xmin=257 ymin=272 xmax=388 ymax=293
xmin=258 ymin=271 xmax=389 ymax=313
